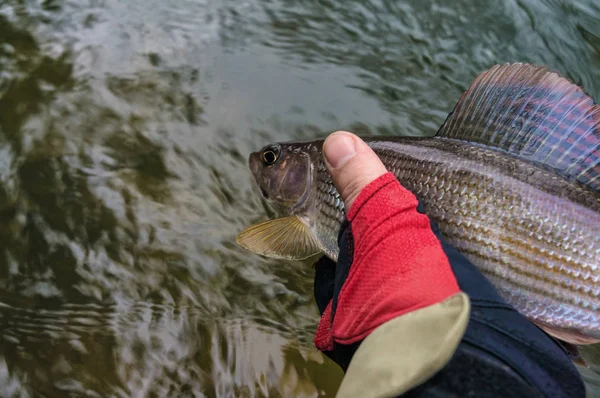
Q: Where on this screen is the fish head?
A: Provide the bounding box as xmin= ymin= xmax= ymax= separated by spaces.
xmin=238 ymin=140 xmax=340 ymax=261
xmin=248 ymin=142 xmax=319 ymax=215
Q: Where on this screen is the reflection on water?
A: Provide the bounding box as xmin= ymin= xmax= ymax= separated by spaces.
xmin=0 ymin=299 xmax=342 ymax=397
xmin=0 ymin=0 xmax=599 ymax=396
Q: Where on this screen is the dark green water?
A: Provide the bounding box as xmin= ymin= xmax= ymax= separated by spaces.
xmin=0 ymin=0 xmax=599 ymax=397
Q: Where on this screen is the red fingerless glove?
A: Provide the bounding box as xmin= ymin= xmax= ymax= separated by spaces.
xmin=315 ymin=172 xmax=460 ymax=351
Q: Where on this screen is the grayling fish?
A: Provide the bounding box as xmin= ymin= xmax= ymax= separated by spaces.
xmin=236 ymin=63 xmax=600 ymax=346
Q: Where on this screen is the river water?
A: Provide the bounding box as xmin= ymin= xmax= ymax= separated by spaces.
xmin=0 ymin=0 xmax=599 ymax=397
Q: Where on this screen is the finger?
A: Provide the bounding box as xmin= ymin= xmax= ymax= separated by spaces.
xmin=322 ymin=131 xmax=389 ymax=210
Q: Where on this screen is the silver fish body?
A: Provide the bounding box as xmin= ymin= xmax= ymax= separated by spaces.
xmin=237 ymin=63 xmax=600 ymax=344
xmin=305 ymin=136 xmax=600 ymax=342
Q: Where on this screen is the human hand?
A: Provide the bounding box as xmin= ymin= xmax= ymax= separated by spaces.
xmin=312 ymin=131 xmax=463 ymax=369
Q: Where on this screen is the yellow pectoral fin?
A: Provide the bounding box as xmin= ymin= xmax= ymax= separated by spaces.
xmin=236 ymin=216 xmax=323 ymax=260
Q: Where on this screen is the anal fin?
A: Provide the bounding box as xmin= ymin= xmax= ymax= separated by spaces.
xmin=559 ymin=342 xmax=587 ymax=367
xmin=236 ymin=216 xmax=323 ymax=260
xmin=533 ymin=321 xmax=600 ymax=346
xmin=532 ymin=322 xmax=600 ymax=368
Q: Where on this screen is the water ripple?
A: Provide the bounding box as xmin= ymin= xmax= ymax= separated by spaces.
xmin=0 ymin=0 xmax=599 ymax=396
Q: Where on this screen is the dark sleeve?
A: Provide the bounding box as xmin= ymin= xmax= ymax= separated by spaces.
xmin=403 ymin=229 xmax=586 ymax=398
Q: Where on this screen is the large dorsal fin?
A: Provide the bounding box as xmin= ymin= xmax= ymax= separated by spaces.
xmin=436 ymin=63 xmax=600 ymax=192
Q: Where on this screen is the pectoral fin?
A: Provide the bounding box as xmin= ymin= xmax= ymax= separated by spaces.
xmin=236 ymin=216 xmax=323 ymax=260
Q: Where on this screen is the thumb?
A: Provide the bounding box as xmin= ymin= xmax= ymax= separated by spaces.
xmin=323 ymin=131 xmax=389 ymax=211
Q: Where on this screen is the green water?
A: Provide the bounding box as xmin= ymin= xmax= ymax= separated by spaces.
xmin=0 ymin=0 xmax=599 ymax=397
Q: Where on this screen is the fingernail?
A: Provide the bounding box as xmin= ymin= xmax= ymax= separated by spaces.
xmin=323 ymin=132 xmax=356 ymax=168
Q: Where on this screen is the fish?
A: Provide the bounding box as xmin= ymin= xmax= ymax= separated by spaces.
xmin=236 ymin=63 xmax=600 ymax=347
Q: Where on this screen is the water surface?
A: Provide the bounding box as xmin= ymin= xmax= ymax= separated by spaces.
xmin=1 ymin=0 xmax=599 ymax=396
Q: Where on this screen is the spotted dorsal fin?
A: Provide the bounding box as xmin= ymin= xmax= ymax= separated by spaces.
xmin=437 ymin=63 xmax=600 ymax=192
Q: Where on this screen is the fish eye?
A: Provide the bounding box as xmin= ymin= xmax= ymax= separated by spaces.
xmin=262 ymin=146 xmax=279 ymax=165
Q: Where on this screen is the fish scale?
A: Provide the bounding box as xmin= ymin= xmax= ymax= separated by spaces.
xmin=379 ymin=140 xmax=598 ymax=334
xmin=299 ymin=136 xmax=600 ymax=341
xmin=237 ymin=63 xmax=600 ymax=344
xmin=314 ymin=160 xmax=345 ymax=253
